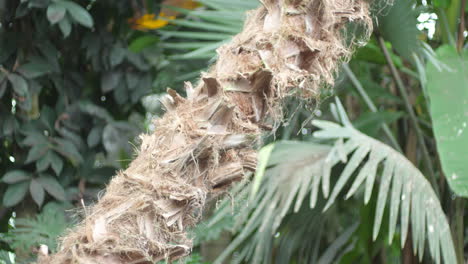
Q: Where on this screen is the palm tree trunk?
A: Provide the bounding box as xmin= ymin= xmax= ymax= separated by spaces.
xmin=41 ymin=0 xmax=372 ymax=263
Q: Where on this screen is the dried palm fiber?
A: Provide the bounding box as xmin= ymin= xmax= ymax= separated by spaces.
xmin=40 ymin=0 xmax=372 ymax=263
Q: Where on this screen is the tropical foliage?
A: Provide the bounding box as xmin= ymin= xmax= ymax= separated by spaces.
xmin=156 ymin=0 xmax=467 ymax=263
xmin=1 ymin=0 xmax=467 ymax=263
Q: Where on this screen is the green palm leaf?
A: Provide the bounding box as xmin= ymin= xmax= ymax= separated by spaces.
xmin=313 ymin=98 xmax=456 ymax=264
xmin=213 ymin=98 xmax=456 ymax=264
xmin=161 ymin=0 xmax=259 ymax=60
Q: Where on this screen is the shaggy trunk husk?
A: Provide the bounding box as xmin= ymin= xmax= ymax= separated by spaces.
xmin=41 ymin=1 xmax=371 ymax=263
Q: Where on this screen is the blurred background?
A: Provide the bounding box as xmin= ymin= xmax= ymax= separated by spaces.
xmin=0 ymin=0 xmax=467 ymax=263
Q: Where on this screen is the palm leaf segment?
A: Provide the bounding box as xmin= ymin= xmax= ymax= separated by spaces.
xmin=217 ymin=98 xmax=456 ymax=264
xmin=161 ymin=0 xmax=259 ymax=60
xmin=312 ymin=98 xmax=456 ymax=264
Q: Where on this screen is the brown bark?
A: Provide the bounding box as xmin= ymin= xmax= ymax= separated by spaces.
xmin=41 ymin=1 xmax=372 ymax=263
xmin=402 ymin=129 xmax=418 ymax=264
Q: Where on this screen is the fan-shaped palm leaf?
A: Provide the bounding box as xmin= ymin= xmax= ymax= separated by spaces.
xmin=312 ymin=98 xmax=456 ymax=264
xmin=213 ymin=98 xmax=456 ymax=264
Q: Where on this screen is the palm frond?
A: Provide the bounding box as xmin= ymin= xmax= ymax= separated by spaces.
xmin=211 ymin=98 xmax=455 ymax=264
xmin=312 ymin=98 xmax=456 ymax=264
xmin=3 ymin=202 xmax=69 ymax=253
xmin=213 ymin=141 xmax=335 ymax=264
xmin=161 ymin=0 xmax=259 ymax=60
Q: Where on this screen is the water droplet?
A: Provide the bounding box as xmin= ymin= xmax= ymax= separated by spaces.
xmin=463 ymin=122 xmax=467 ymax=128
xmin=301 ymin=128 xmax=308 ymax=135
xmin=428 ymin=225 xmax=434 ymax=233
xmin=457 ymin=128 xmax=463 ymax=136
xmin=314 ymin=109 xmax=322 ymax=117
xmin=401 ymin=194 xmax=406 ymax=201
xmin=274 ymin=232 xmax=281 ymax=238
xmin=101 ymin=96 xmax=106 ymax=101
xmin=9 ymin=156 xmax=15 ymax=162
xmin=451 ymin=173 xmax=458 ymax=180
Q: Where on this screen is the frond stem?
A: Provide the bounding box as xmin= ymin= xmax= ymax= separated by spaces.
xmin=453 ymin=197 xmax=465 ymax=264
xmin=377 ymin=36 xmax=439 ymax=197
xmin=342 ymin=64 xmax=402 ymax=152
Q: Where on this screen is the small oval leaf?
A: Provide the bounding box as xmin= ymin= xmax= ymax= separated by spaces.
xmin=57 ymin=0 xmax=93 ymax=28
xmin=38 ymin=174 xmax=66 ymax=201
xmin=3 ymin=182 xmax=29 ymax=207
xmin=47 ymin=3 xmax=66 ymax=24
xmin=7 ymin=73 xmax=28 ymax=96
xmin=30 ymin=178 xmax=45 ymax=207
xmin=2 ymin=170 xmax=32 ymax=184
xmin=58 ymin=17 xmax=72 ymax=38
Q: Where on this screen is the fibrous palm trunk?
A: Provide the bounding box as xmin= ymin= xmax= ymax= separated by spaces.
xmin=40 ymin=0 xmax=371 ymax=263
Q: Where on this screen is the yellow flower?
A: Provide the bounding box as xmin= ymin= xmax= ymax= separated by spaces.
xmin=129 ymin=13 xmax=176 ymax=31
xmin=128 ymin=0 xmax=200 ymax=31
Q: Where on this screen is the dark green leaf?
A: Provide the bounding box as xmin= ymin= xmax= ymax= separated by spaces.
xmin=28 ymin=0 xmax=50 ymax=8
xmin=426 ymin=46 xmax=468 ymax=197
xmin=110 ymin=43 xmax=126 ymax=67
xmin=57 ymin=0 xmax=93 ymax=28
xmin=58 ymin=17 xmax=72 ymax=38
xmin=101 ymin=71 xmax=122 ymax=93
xmin=2 ymin=170 xmax=31 ymax=184
xmin=3 ymin=182 xmax=29 ymax=207
xmin=131 ymin=74 xmax=151 ymax=103
xmin=17 ymin=60 xmax=51 ymax=78
xmin=87 ymin=126 xmax=102 ymax=147
xmin=125 ymin=72 xmax=139 ymax=90
xmin=38 ymin=174 xmax=66 ymax=201
xmin=57 ymin=127 xmax=85 ymax=150
xmin=49 ymin=151 xmax=64 ymax=176
xmin=126 ymin=52 xmax=150 ymax=71
xmin=47 ymin=3 xmax=66 ymax=24
xmin=36 ymin=151 xmax=51 ymax=172
xmin=25 ymin=144 xmax=49 ymax=164
xmin=15 ymin=2 xmax=29 ymax=18
xmin=7 ymin=73 xmax=28 ymax=96
xmin=37 ymin=41 xmax=60 ymax=72
xmin=113 ymin=82 xmax=128 ymax=105
xmin=22 ymin=131 xmax=48 ymax=146
xmin=29 ymin=178 xmax=45 ymax=207
xmin=78 ymin=101 xmax=113 ymax=122
xmin=40 ymin=105 xmax=56 ymax=131
xmin=378 ymin=0 xmax=419 ymax=61
xmin=53 ymin=137 xmax=83 ymax=165
xmin=128 ymin=35 xmax=159 ymax=53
